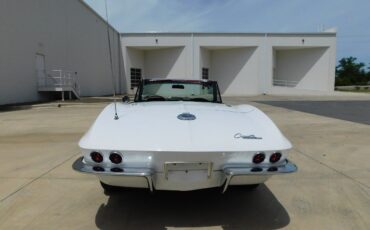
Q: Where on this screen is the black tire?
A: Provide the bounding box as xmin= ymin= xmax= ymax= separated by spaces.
xmin=100 ymin=181 xmax=120 ymax=194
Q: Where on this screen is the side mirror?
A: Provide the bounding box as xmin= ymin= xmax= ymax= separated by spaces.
xmin=122 ymin=96 xmax=130 ymax=103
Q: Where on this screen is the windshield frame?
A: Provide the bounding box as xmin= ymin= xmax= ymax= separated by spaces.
xmin=134 ymin=79 xmax=223 ymax=103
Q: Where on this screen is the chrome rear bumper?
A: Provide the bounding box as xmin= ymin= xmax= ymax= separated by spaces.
xmin=222 ymin=160 xmax=297 ymax=192
xmin=72 ymin=157 xmax=297 ymax=193
xmin=72 ymin=157 xmax=154 ymax=191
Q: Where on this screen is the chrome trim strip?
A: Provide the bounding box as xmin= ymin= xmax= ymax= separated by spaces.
xmin=207 ymin=162 xmax=213 ymax=179
xmin=222 ymin=159 xmax=297 ymax=193
xmin=73 ymin=157 xmax=297 ymax=193
xmin=145 ymin=175 xmax=154 ymax=192
xmin=164 ymin=162 xmax=169 ymax=180
xmin=223 ymin=174 xmax=233 ymax=193
xmin=72 ymin=157 xmax=154 ymax=192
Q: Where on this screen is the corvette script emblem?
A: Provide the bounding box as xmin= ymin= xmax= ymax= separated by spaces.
xmin=234 ymin=133 xmax=262 ymax=139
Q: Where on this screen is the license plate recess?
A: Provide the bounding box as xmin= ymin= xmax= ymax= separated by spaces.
xmin=164 ymin=162 xmax=213 ymax=180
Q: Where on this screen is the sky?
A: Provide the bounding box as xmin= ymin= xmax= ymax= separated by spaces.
xmin=84 ymin=0 xmax=370 ymax=67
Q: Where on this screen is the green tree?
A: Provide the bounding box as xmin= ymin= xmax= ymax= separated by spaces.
xmin=335 ymin=57 xmax=367 ymax=86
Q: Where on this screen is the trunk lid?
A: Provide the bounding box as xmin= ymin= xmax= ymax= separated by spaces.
xmin=79 ymin=101 xmax=291 ymax=152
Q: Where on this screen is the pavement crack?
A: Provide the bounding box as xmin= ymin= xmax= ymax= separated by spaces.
xmin=0 ymin=152 xmax=80 ymax=203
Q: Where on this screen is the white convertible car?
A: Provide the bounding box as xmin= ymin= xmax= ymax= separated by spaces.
xmin=73 ymin=79 xmax=297 ymax=193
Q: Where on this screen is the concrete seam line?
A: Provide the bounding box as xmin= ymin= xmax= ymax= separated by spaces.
xmin=0 ymin=177 xmax=93 ymax=180
xmin=0 ymin=152 xmax=81 ymax=203
xmin=38 ymin=177 xmax=96 ymax=181
xmin=295 ymin=148 xmax=370 ymax=192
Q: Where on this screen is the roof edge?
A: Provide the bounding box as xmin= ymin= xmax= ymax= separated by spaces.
xmin=121 ymin=32 xmax=336 ymax=37
xmin=78 ymin=0 xmax=119 ymax=34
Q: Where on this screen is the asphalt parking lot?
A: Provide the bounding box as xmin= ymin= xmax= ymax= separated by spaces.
xmin=0 ymin=96 xmax=369 ymax=230
xmin=257 ymin=100 xmax=370 ymax=125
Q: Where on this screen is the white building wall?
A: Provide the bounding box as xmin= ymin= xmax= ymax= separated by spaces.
xmin=121 ymin=33 xmax=336 ymax=96
xmin=210 ymin=47 xmax=259 ymax=95
xmin=274 ymin=48 xmax=330 ymax=91
xmin=200 ymin=48 xmax=211 ymax=73
xmin=122 ymin=35 xmax=194 ymax=94
xmin=0 ymin=2 xmax=337 ymax=104
xmin=144 ymin=47 xmax=187 ymax=78
xmin=0 ymin=0 xmax=123 ymax=105
xmin=126 ymin=48 xmax=144 ymax=73
xmin=267 ymin=35 xmax=336 ymax=94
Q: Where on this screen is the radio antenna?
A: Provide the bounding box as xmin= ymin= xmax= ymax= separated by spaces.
xmin=104 ymin=0 xmax=118 ymax=120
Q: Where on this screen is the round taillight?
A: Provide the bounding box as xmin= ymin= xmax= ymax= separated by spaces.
xmin=270 ymin=152 xmax=282 ymax=163
xmin=109 ymin=152 xmax=122 ymax=164
xmin=90 ymin=151 xmax=103 ymax=163
xmin=111 ymin=167 xmax=123 ymax=172
xmin=253 ymin=152 xmax=265 ymax=164
xmin=93 ymin=166 xmax=104 ymax=172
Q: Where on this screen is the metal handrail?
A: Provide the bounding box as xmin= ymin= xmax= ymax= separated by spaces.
xmin=273 ymin=79 xmax=299 ymax=87
xmin=38 ymin=69 xmax=80 ymax=93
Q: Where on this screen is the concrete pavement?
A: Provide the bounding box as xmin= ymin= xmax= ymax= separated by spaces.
xmin=0 ymin=97 xmax=369 ymax=229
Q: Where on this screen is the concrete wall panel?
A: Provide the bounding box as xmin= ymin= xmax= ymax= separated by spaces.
xmin=121 ymin=33 xmax=336 ymax=96
xmin=0 ymin=0 xmax=123 ymax=105
xmin=210 ymin=47 xmax=259 ymax=96
xmin=144 ymin=47 xmax=187 ymax=78
xmin=274 ymin=47 xmax=330 ymax=91
xmin=200 ymin=48 xmax=211 ymax=76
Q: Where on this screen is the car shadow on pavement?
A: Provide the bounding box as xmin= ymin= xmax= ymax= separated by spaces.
xmin=95 ymin=184 xmax=290 ymax=230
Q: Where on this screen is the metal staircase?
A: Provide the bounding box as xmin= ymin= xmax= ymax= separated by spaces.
xmin=38 ymin=70 xmax=81 ymax=101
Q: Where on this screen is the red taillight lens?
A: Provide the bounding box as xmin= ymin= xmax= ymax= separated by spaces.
xmin=109 ymin=152 xmax=122 ymax=164
xmin=253 ymin=152 xmax=265 ymax=164
xmin=90 ymin=151 xmax=103 ymax=163
xmin=270 ymin=152 xmax=282 ymax=163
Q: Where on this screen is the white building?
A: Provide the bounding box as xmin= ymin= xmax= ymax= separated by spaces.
xmin=121 ymin=32 xmax=336 ymax=96
xmin=0 ymin=0 xmax=337 ymax=105
xmin=0 ymin=0 xmax=123 ymax=105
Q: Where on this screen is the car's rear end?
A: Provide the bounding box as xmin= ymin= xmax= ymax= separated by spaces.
xmin=73 ymin=101 xmax=297 ymax=192
xmin=73 ymin=148 xmax=296 ymax=192
xmin=73 ymin=79 xmax=297 ymax=193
